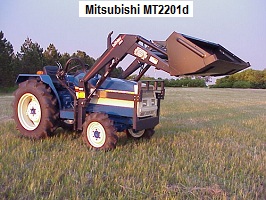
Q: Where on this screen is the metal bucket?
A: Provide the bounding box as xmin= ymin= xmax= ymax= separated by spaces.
xmin=166 ymin=32 xmax=250 ymax=76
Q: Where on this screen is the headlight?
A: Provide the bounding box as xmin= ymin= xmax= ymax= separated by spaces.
xmin=151 ymin=99 xmax=156 ymax=106
xmin=142 ymin=100 xmax=147 ymax=107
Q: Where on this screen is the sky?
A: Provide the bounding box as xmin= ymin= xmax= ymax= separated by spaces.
xmin=1 ymin=0 xmax=266 ymax=78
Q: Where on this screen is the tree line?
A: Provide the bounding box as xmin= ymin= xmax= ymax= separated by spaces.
xmin=212 ymin=69 xmax=266 ymax=89
xmin=2 ymin=31 xmax=265 ymax=90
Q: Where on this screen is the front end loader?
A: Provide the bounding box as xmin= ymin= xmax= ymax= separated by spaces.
xmin=13 ymin=32 xmax=250 ymax=150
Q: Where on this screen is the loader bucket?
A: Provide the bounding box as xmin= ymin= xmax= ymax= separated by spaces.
xmin=166 ymin=32 xmax=250 ymax=76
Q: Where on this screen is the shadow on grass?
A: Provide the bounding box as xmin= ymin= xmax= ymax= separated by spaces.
xmin=10 ymin=122 xmax=152 ymax=151
xmin=116 ymin=131 xmax=153 ymax=149
xmin=52 ymin=127 xmax=81 ymax=140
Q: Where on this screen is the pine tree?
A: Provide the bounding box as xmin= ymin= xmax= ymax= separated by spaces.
xmin=72 ymin=50 xmax=95 ymax=69
xmin=59 ymin=52 xmax=71 ymax=67
xmin=0 ymin=31 xmax=15 ymax=87
xmin=17 ymin=37 xmax=43 ymax=74
xmin=43 ymin=43 xmax=61 ymax=66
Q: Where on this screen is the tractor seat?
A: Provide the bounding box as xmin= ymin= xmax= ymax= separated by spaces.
xmin=43 ymin=66 xmax=60 ymax=86
xmin=43 ymin=66 xmax=58 ymax=76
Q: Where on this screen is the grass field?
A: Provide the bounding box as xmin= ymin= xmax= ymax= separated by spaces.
xmin=0 ymin=88 xmax=266 ymax=199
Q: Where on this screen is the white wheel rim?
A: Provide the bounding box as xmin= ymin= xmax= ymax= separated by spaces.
xmin=87 ymin=122 xmax=106 ymax=148
xmin=128 ymin=129 xmax=145 ymax=138
xmin=17 ymin=93 xmax=41 ymax=131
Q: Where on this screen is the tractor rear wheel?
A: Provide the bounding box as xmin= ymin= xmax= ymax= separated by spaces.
xmin=126 ymin=128 xmax=155 ymax=139
xmin=82 ymin=113 xmax=118 ymax=150
xmin=13 ymin=79 xmax=59 ymax=139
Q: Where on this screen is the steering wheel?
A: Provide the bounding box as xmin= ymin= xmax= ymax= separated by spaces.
xmin=64 ymin=57 xmax=87 ymax=76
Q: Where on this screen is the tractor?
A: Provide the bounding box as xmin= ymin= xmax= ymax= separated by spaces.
xmin=13 ymin=32 xmax=250 ymax=150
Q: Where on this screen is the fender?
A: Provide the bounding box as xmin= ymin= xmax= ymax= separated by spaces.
xmin=15 ymin=74 xmax=62 ymax=108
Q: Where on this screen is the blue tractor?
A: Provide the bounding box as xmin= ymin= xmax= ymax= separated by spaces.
xmin=13 ymin=32 xmax=249 ymax=150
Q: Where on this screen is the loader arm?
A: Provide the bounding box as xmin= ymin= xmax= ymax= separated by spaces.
xmin=81 ymin=32 xmax=250 ymax=94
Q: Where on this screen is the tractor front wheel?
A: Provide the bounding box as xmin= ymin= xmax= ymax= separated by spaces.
xmin=82 ymin=113 xmax=118 ymax=150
